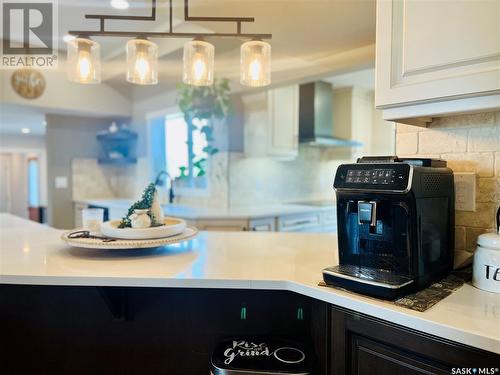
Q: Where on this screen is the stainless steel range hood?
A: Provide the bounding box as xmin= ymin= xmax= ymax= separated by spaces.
xmin=299 ymin=81 xmax=361 ymax=147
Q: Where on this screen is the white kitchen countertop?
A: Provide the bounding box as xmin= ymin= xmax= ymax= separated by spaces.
xmin=74 ymin=199 xmax=335 ymax=220
xmin=1 ymin=213 xmax=499 ymax=354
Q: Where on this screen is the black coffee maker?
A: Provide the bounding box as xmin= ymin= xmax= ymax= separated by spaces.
xmin=323 ymin=156 xmax=455 ymax=299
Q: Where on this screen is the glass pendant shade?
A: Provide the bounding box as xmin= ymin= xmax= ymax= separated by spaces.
xmin=183 ymin=39 xmax=214 ymax=86
xmin=126 ymin=38 xmax=158 ymax=85
xmin=67 ymin=37 xmax=101 ymax=84
xmin=240 ymin=40 xmax=271 ymax=87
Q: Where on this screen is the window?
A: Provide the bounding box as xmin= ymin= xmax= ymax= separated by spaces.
xmin=165 ymin=114 xmax=208 ymax=189
xmin=27 ymin=158 xmax=39 ymax=207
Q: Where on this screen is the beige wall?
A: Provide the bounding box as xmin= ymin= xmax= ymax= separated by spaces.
xmin=46 ymin=114 xmax=118 ymax=229
xmin=0 ymin=69 xmax=132 ymax=118
xmin=396 ymin=112 xmax=500 ymax=252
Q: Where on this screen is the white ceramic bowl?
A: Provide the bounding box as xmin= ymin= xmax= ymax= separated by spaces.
xmin=100 ymin=217 xmax=187 ymax=240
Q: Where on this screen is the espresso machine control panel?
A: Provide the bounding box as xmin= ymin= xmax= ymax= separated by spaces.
xmin=334 ymin=163 xmax=412 ymax=192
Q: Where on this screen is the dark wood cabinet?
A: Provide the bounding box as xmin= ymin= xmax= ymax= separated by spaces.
xmin=1 ymin=284 xmax=498 ymax=374
xmin=0 ymin=285 xmax=327 ymax=375
xmin=330 ymin=306 xmax=500 ymax=375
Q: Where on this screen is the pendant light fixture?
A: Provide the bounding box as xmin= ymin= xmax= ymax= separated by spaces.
xmin=67 ymin=37 xmax=101 ymax=84
xmin=183 ymin=39 xmax=214 ymax=86
xmin=67 ymin=0 xmax=272 ymax=87
xmin=240 ymin=40 xmax=271 ymax=87
xmin=126 ymin=37 xmax=158 ymax=85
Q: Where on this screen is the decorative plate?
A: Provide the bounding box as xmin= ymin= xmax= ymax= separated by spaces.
xmin=101 ymin=217 xmax=187 ymax=240
xmin=11 ymin=69 xmax=46 ymax=99
xmin=61 ymin=226 xmax=198 ymax=250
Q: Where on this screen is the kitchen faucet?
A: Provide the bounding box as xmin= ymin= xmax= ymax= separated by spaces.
xmin=154 ymin=171 xmax=175 ymax=204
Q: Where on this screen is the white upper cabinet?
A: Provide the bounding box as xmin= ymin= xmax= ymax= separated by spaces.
xmin=267 ymin=85 xmax=299 ymax=159
xmin=375 ymin=0 xmax=500 ymax=125
xmin=243 ymin=85 xmax=299 ymax=160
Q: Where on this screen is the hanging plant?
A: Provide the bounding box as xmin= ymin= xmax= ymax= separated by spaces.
xmin=176 ymin=78 xmax=232 ymax=158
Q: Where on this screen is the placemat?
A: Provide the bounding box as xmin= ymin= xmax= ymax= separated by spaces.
xmin=318 ymin=267 xmax=472 ymax=312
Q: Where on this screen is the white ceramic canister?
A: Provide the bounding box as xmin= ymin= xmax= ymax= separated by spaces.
xmin=472 ymin=208 xmax=500 ymax=293
xmin=129 ymin=209 xmax=152 ymax=229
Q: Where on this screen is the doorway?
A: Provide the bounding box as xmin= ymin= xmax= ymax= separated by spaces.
xmin=0 ymin=152 xmax=46 ymax=222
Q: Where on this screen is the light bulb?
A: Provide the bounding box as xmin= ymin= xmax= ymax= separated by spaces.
xmin=77 ymin=50 xmax=92 ymax=81
xmin=240 ymin=40 xmax=271 ymax=87
xmin=135 ymin=54 xmax=150 ymax=81
xmin=126 ymin=38 xmax=158 ymax=85
xmin=249 ymin=58 xmax=262 ymax=81
xmin=67 ymin=37 xmax=101 ymax=84
xmin=192 ymin=53 xmax=207 ymax=82
xmin=183 ymin=39 xmax=214 ymax=86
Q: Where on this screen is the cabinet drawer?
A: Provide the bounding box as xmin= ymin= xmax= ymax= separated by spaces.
xmin=196 ymin=219 xmax=248 ymax=231
xmin=278 ymin=213 xmax=322 ymax=232
xmin=249 ymin=217 xmax=276 ymax=232
xmin=321 ymin=210 xmax=337 ymax=233
xmin=322 ymin=210 xmax=336 ymax=226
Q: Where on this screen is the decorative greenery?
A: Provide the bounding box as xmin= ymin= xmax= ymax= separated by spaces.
xmin=118 ymin=183 xmax=162 ymax=228
xmin=193 ymin=158 xmax=206 ymax=177
xmin=177 ymin=78 xmax=232 ymax=122
xmin=176 ymin=78 xmax=232 ymax=177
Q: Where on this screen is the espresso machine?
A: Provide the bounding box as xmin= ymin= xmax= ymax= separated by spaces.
xmin=323 ymin=156 xmax=455 ymax=299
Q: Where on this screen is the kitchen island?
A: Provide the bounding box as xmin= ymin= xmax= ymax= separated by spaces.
xmin=1 ymin=214 xmax=499 ymax=374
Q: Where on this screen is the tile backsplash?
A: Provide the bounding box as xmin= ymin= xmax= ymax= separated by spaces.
xmin=72 ymin=155 xmax=229 ymax=209
xmin=396 ymin=111 xmax=500 ymax=252
xmin=229 ymin=147 xmax=346 ymax=207
xmin=72 ymin=158 xmax=149 ymax=201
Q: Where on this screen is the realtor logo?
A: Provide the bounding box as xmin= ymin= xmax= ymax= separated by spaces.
xmin=1 ymin=0 xmax=58 ymax=68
